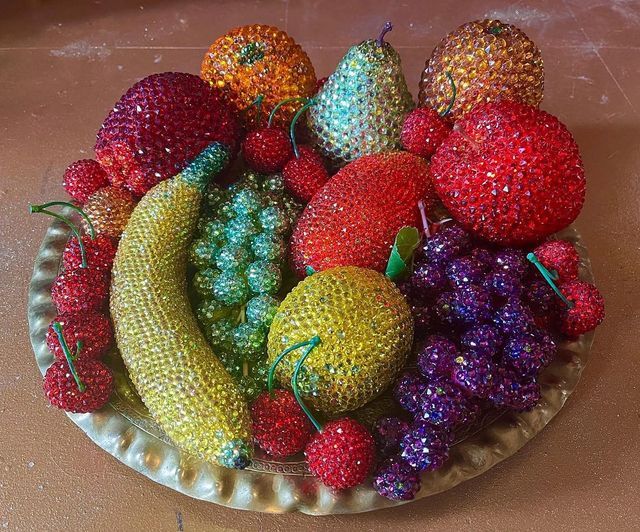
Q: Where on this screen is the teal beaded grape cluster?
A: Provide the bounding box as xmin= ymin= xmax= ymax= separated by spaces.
xmin=189 ymin=170 xmax=303 ymax=400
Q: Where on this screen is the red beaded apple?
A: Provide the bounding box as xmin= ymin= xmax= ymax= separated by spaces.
xmin=431 ymin=100 xmax=586 ymax=246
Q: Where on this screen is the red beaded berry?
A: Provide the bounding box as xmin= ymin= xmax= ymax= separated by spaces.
xmin=51 ymin=268 xmax=109 ymax=314
xmin=62 ymin=233 xmax=118 ymax=272
xmin=251 ymin=390 xmax=313 ymax=457
xmin=431 ymin=100 xmax=586 ymax=245
xmin=242 ymin=127 xmax=293 ymax=173
xmin=305 ymin=418 xmax=376 ymax=490
xmin=283 ymin=145 xmax=329 ymax=202
xmin=401 ymin=107 xmax=452 ymax=158
xmin=46 ymin=312 xmax=113 ymax=361
xmin=43 ymin=358 xmax=113 ymax=413
xmin=533 ymin=240 xmax=580 ymax=283
xmin=560 ymin=280 xmax=605 ymax=337
xmin=63 ymin=159 xmax=109 ymax=203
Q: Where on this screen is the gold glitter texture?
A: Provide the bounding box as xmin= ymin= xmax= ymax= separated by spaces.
xmin=82 ymin=186 xmax=135 ymax=239
xmin=201 ymin=25 xmax=316 ymax=129
xmin=418 ymin=19 xmax=544 ymax=120
xmin=267 ymin=266 xmax=413 ymax=415
xmin=110 ymin=143 xmax=253 ymax=468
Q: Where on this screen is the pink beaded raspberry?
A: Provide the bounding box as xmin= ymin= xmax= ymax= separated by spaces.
xmin=62 ymin=159 xmax=109 ymax=203
xmin=46 ymin=313 xmax=113 ymax=361
xmin=62 ymin=234 xmax=118 ymax=272
xmin=401 ymin=107 xmax=452 ymax=158
xmin=305 ymin=418 xmax=376 ymax=490
xmin=95 ymin=72 xmax=240 ymax=197
xmin=533 ymin=240 xmax=580 ymax=283
xmin=431 ymin=100 xmax=585 ymax=245
xmin=242 ymin=127 xmax=293 ymax=173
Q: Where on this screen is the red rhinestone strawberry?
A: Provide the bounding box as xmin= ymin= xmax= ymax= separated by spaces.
xmin=283 ymin=145 xmax=329 ymax=202
xmin=533 ymin=240 xmax=580 ymax=284
xmin=242 ymin=127 xmax=293 ymax=173
xmin=62 ymin=233 xmax=118 ymax=272
xmin=46 ymin=312 xmax=113 ymax=361
xmin=401 ymin=107 xmax=452 ymax=158
xmin=251 ymin=389 xmax=313 ymax=457
xmin=51 ymin=268 xmax=109 ymax=314
xmin=63 ymin=159 xmax=109 ymax=204
xmin=432 ymin=100 xmax=586 ymax=245
xmin=305 ymin=418 xmax=376 ymax=490
xmin=560 ymin=280 xmax=605 ymax=337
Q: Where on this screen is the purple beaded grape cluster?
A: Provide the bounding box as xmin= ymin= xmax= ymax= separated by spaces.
xmin=372 ymin=222 xmax=559 ymax=501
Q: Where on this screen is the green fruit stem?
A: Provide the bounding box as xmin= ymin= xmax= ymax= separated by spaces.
xmin=52 ymin=322 xmax=86 ymax=392
xmin=377 ymin=21 xmax=393 ymax=46
xmin=291 ymin=337 xmax=323 ymax=432
xmin=440 ymin=72 xmax=457 ymax=117
xmin=242 ymin=94 xmax=265 ymax=126
xmin=268 ymin=97 xmax=311 ymax=128
xmin=30 ymin=201 xmax=95 ymax=268
xmin=267 ymin=336 xmax=320 ymax=396
xmin=290 ymin=98 xmax=317 ymax=159
xmin=526 ymin=252 xmax=574 ymax=308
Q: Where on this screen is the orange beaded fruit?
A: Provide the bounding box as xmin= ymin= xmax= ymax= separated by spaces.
xmin=418 ymin=19 xmax=544 ymax=119
xmin=201 ymin=25 xmax=316 ymax=129
xmin=83 ymin=186 xmax=136 ymax=239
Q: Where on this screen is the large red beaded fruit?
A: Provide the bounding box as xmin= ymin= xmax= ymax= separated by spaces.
xmin=290 ymin=151 xmax=435 ymax=276
xmin=534 ymin=240 xmax=580 ymax=283
xmin=431 ymin=100 xmax=585 ymax=246
xmin=305 ymin=418 xmax=376 ymax=490
xmin=46 ymin=313 xmax=113 ymax=361
xmin=95 ymin=72 xmax=241 ymax=197
xmin=62 ymin=233 xmax=118 ymax=272
xmin=250 ymin=390 xmax=313 ymax=457
xmin=242 ymin=127 xmax=293 ymax=173
xmin=62 ymin=159 xmax=109 ymax=203
xmin=401 ymin=107 xmax=452 ymax=159
xmin=560 ymin=280 xmax=605 ymax=337
xmin=282 ymin=145 xmax=329 ymax=202
xmin=51 ymin=268 xmax=109 ymax=314
xmin=43 ymin=359 xmax=113 ymax=413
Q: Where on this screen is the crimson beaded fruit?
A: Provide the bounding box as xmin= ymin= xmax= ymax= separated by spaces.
xmin=305 ymin=418 xmax=376 ymax=490
xmin=431 ymin=100 xmax=586 ymax=245
xmin=43 ymin=359 xmax=113 ymax=413
xmin=63 ymin=159 xmax=109 ymax=203
xmin=560 ymin=280 xmax=605 ymax=337
xmin=401 ymin=107 xmax=452 ymax=158
xmin=534 ymin=240 xmax=580 ymax=283
xmin=51 ymin=268 xmax=109 ymax=314
xmin=242 ymin=127 xmax=293 ymax=173
xmin=62 ymin=234 xmax=118 ymax=272
xmin=46 ymin=313 xmax=113 ymax=361
xmin=290 ymin=151 xmax=435 ymax=276
xmin=251 ymin=390 xmax=312 ymax=457
xmin=95 ymin=72 xmax=241 ymax=197
xmin=282 ymin=145 xmax=329 ymax=202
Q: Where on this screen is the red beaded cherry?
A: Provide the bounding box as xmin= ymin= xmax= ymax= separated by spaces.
xmin=560 ymin=280 xmax=605 ymax=337
xmin=432 ymin=100 xmax=586 ymax=245
xmin=305 ymin=417 xmax=376 ymax=490
xmin=242 ymin=127 xmax=293 ymax=173
xmin=46 ymin=312 xmax=113 ymax=361
xmin=251 ymin=389 xmax=313 ymax=457
xmin=63 ymin=159 xmax=109 ymax=203
xmin=62 ymin=233 xmax=118 ymax=273
xmin=51 ymin=268 xmax=109 ymax=314
xmin=283 ymin=145 xmax=329 ymax=202
xmin=401 ymin=107 xmax=452 ymax=159
xmin=533 ymin=240 xmax=580 ymax=284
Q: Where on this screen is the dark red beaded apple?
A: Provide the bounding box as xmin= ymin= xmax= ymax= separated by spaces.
xmin=431 ymin=100 xmax=586 ymax=246
xmin=62 ymin=159 xmax=109 ymax=203
xmin=46 ymin=312 xmax=113 ymax=361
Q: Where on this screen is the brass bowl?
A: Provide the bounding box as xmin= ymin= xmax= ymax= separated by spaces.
xmin=27 ymin=208 xmax=595 ymax=514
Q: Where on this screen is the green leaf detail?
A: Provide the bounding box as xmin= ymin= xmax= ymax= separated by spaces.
xmin=385 ymin=226 xmax=420 ymax=281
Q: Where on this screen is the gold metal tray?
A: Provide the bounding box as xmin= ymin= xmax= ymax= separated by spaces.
xmin=27 ymin=209 xmax=595 ymax=514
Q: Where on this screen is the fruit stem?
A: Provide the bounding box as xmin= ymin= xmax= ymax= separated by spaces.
xmin=418 ymin=200 xmax=430 ymax=238
xmin=290 ymin=98 xmax=316 ymax=159
xmin=377 ymin=21 xmax=393 ymax=46
xmin=30 ymin=202 xmax=94 ymax=268
xmin=52 ymin=322 xmax=86 ymax=392
xmin=291 ymin=337 xmax=323 ymax=432
xmin=242 ymin=94 xmax=265 ymax=126
xmin=268 ymin=97 xmax=310 ymax=128
xmin=267 ymin=336 xmax=321 ymax=396
xmin=440 ymin=72 xmax=457 ymax=117
xmin=526 ymin=252 xmax=574 ymax=308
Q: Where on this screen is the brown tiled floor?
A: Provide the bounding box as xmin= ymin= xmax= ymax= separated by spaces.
xmin=2 ymin=1 xmax=640 ymax=530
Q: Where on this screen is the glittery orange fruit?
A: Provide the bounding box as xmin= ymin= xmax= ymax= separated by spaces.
xmin=201 ymin=25 xmax=316 ymax=128
xmin=418 ymin=19 xmax=544 ymax=119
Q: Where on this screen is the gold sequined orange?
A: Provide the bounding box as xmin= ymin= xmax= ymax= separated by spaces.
xmin=201 ymin=25 xmax=316 ymax=129
xmin=418 ymin=19 xmax=544 ymax=120
xmin=83 ymin=186 xmax=135 ymax=238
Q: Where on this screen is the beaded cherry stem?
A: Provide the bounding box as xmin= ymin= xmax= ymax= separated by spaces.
xmin=440 ymin=72 xmax=457 ymax=117
xmin=527 ymin=252 xmax=574 ymax=308
xmin=30 ymin=201 xmax=96 ymax=268
xmin=289 ymin=98 xmax=317 ymax=158
xmin=291 ymin=338 xmax=324 ymax=432
xmin=268 ymin=97 xmax=311 ymax=128
xmin=52 ymin=321 xmax=86 ymax=392
xmin=377 ymin=21 xmax=393 ymax=47
xmin=242 ymin=94 xmax=265 ymax=126
xmin=267 ymin=336 xmax=321 ymax=397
